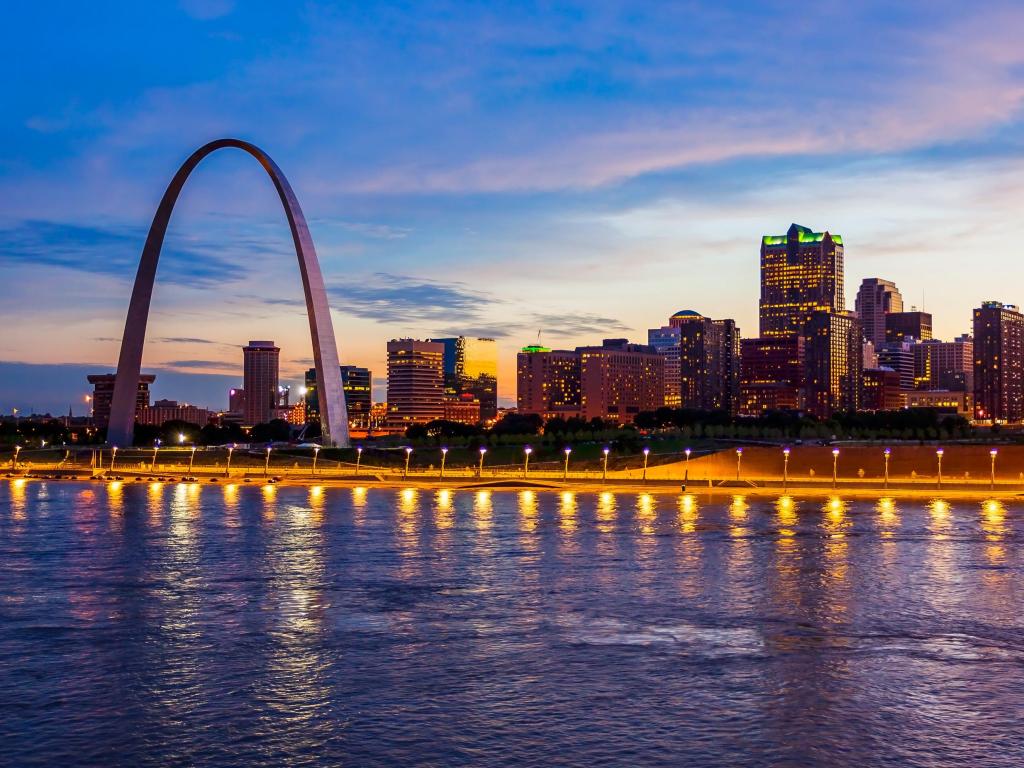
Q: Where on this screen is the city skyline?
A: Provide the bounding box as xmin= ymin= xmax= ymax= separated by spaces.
xmin=6 ymin=3 xmax=1024 ymax=414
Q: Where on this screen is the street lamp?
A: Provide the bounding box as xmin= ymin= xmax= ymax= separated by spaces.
xmin=440 ymin=447 xmax=448 ymax=479
xmin=264 ymin=446 xmax=272 ymax=477
xmin=178 ymin=432 xmax=186 ymax=445
xmin=404 ymin=446 xmax=413 ymax=478
xmin=602 ymin=446 xmax=610 ymax=483
xmin=110 ymin=446 xmax=118 ymax=472
xmin=783 ymin=447 xmax=790 ymax=490
xmin=478 ymin=446 xmax=487 ymax=478
xmin=225 ymin=444 xmax=234 ymax=477
xmin=188 ymin=445 xmax=197 ymax=475
xmin=884 ymin=448 xmax=891 ymax=489
xmin=563 ymin=447 xmax=572 ymax=481
xmin=990 ymin=448 xmax=998 ymax=490
xmin=831 ymin=447 xmax=839 ymax=489
xmin=735 ymin=447 xmax=743 ymax=481
xmin=936 ymin=448 xmax=944 ymax=488
xmin=312 ymin=445 xmax=320 ymax=475
xmin=151 ymin=440 xmax=161 ymax=472
xmin=642 ymin=447 xmax=650 ymax=482
xmin=523 ymin=446 xmax=532 ymax=478
xmin=12 ymin=445 xmax=20 ymax=470
xmin=355 ymin=446 xmax=363 ymax=476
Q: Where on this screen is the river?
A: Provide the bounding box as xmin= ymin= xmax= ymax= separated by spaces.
xmin=1 ymin=480 xmax=1022 ymax=766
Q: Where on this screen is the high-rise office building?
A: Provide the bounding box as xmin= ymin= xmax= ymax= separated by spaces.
xmin=877 ymin=341 xmax=915 ymax=390
xmin=973 ymin=301 xmax=1024 ymax=422
xmin=738 ymin=337 xmax=805 ymax=415
xmin=803 ymin=311 xmax=862 ymax=418
xmin=913 ymin=335 xmax=973 ymax=392
xmin=885 ymin=311 xmax=932 ymax=343
xmin=386 ymin=339 xmax=445 ymax=428
xmin=138 ymin=400 xmax=212 ymax=427
xmin=242 ymin=340 xmax=280 ymax=427
xmin=578 ymin=339 xmax=664 ymax=424
xmin=666 ymin=310 xmax=740 ymax=413
xmin=516 ymin=345 xmax=582 ymax=420
xmin=87 ymin=373 xmax=155 ymax=427
xmin=305 ymin=365 xmax=372 ymax=429
xmin=760 ymin=223 xmax=844 ymax=338
xmin=855 ymin=278 xmax=903 ymax=346
xmin=647 ymin=325 xmax=682 ymax=407
xmin=432 ymin=336 xmax=498 ymax=421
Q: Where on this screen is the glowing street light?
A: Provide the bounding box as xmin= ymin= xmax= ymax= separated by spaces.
xmin=735 ymin=447 xmax=743 ymax=481
xmin=831 ymin=447 xmax=840 ymax=488
xmin=312 ymin=445 xmax=321 ymax=475
xmin=884 ymin=448 xmax=891 ymax=489
xmin=355 ymin=446 xmax=363 ymax=476
xmin=601 ymin=446 xmax=611 ymax=483
xmin=403 ymin=446 xmax=413 ymax=478
xmin=439 ymin=447 xmax=448 ymax=479
xmin=936 ymin=448 xmax=944 ymax=487
xmin=478 ymin=446 xmax=487 ymax=478
xmin=523 ymin=446 xmax=532 ymax=478
xmin=264 ymin=446 xmax=272 ymax=477
xmin=642 ymin=446 xmax=650 ymax=482
xmin=12 ymin=445 xmax=20 ymax=470
xmin=151 ymin=440 xmax=161 ymax=472
xmin=783 ymin=447 xmax=790 ymax=489
xmin=225 ymin=444 xmax=234 ymax=477
xmin=563 ymin=447 xmax=572 ymax=481
xmin=990 ymin=448 xmax=998 ymax=490
xmin=110 ymin=445 xmax=118 ymax=472
xmin=178 ymin=432 xmax=186 ymax=445
xmin=188 ymin=445 xmax=197 ymax=475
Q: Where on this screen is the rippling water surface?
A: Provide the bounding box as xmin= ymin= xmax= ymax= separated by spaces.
xmin=1 ymin=480 xmax=1023 ymax=766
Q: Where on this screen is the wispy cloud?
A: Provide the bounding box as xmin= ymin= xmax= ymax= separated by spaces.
xmin=327 ymin=273 xmax=495 ymax=323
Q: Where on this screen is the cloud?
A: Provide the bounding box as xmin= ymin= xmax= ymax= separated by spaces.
xmin=0 ymin=220 xmax=248 ymax=287
xmin=160 ymin=359 xmax=233 ymax=370
xmin=155 ymin=336 xmax=219 ymax=345
xmin=327 ymin=273 xmax=495 ymax=323
xmin=528 ymin=313 xmax=631 ymax=339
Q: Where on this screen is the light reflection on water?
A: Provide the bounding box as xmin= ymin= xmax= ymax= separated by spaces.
xmin=1 ymin=481 xmax=1023 ymax=767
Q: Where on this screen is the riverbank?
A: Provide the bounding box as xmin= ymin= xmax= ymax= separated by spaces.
xmin=6 ymin=468 xmax=1024 ymax=501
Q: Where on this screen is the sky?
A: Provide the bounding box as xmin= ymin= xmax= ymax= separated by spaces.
xmin=3 ymin=0 xmax=1024 ymax=415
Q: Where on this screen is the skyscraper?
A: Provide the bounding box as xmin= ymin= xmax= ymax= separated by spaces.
xmin=760 ymin=223 xmax=844 ymax=338
xmin=516 ymin=345 xmax=582 ymax=420
xmin=577 ymin=339 xmax=664 ymax=424
xmin=855 ymin=278 xmax=903 ymax=346
xmin=386 ymin=339 xmax=445 ymax=428
xmin=305 ymin=365 xmax=372 ymax=430
xmin=647 ymin=325 xmax=682 ymax=407
xmin=432 ymin=336 xmax=498 ymax=421
xmin=87 ymin=373 xmax=155 ymax=428
xmin=877 ymin=340 xmax=915 ymax=390
xmin=803 ymin=311 xmax=862 ymax=418
xmin=973 ymin=301 xmax=1024 ymax=423
xmin=885 ymin=311 xmax=932 ymax=343
xmin=666 ymin=310 xmax=740 ymax=413
xmin=913 ymin=335 xmax=973 ymax=392
xmin=242 ymin=341 xmax=280 ymax=427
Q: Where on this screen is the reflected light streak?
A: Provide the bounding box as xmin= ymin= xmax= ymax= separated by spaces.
xmin=728 ymin=495 xmax=748 ymax=538
xmin=678 ymin=493 xmax=697 ymax=533
xmin=9 ymin=479 xmax=27 ymax=520
xmin=474 ymin=490 xmax=493 ymax=531
xmin=597 ymin=491 xmax=617 ymax=530
xmin=435 ymin=489 xmax=454 ymax=529
xmin=775 ymin=495 xmax=797 ymax=537
xmin=559 ymin=491 xmax=577 ymax=532
xmin=636 ymin=493 xmax=656 ymax=534
xmin=518 ymin=490 xmax=538 ymax=533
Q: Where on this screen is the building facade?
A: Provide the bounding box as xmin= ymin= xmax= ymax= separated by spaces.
xmin=876 ymin=341 xmax=915 ymax=391
xmin=138 ymin=399 xmax=212 ymax=427
xmin=242 ymin=340 xmax=280 ymax=427
xmin=760 ymin=223 xmax=844 ymax=338
xmin=885 ymin=311 xmax=933 ymax=343
xmin=305 ymin=365 xmax=372 ymax=430
xmin=578 ymin=339 xmax=664 ymax=424
xmin=432 ymin=336 xmax=498 ymax=421
xmin=666 ymin=310 xmax=740 ymax=413
xmin=87 ymin=373 xmax=155 ymax=428
xmin=855 ymin=278 xmax=903 ymax=347
xmin=973 ymin=301 xmax=1024 ymax=422
xmin=516 ymin=345 xmax=582 ymax=420
xmin=913 ymin=335 xmax=973 ymax=392
xmin=443 ymin=394 xmax=482 ymax=425
xmin=738 ymin=337 xmax=805 ymax=415
xmin=803 ymin=311 xmax=862 ymax=418
xmin=905 ymin=389 xmax=973 ymax=418
xmin=861 ymin=368 xmax=904 ymax=412
xmin=386 ymin=339 xmax=445 ymax=428
xmin=647 ymin=325 xmax=682 ymax=407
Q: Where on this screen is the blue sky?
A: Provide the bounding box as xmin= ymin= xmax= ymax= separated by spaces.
xmin=3 ymin=0 xmax=1024 ymax=414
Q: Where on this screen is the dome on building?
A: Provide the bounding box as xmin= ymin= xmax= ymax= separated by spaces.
xmin=670 ymin=309 xmax=703 ymax=319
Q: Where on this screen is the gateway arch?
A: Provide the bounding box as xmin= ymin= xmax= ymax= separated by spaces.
xmin=106 ymin=138 xmax=349 ymax=448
